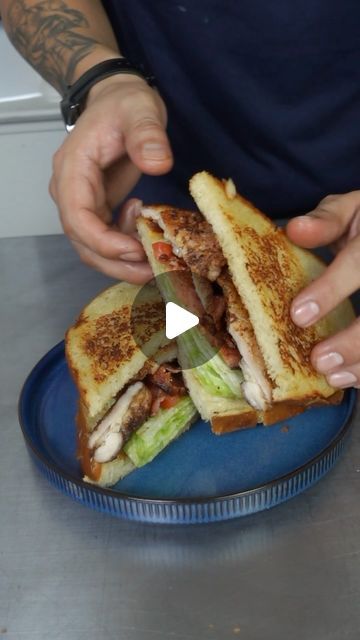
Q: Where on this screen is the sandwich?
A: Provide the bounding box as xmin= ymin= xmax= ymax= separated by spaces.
xmin=65 ymin=282 xmax=197 ymax=487
xmin=137 ymin=171 xmax=354 ymax=434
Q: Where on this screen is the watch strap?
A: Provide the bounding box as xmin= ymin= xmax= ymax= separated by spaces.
xmin=60 ymin=58 xmax=156 ymax=131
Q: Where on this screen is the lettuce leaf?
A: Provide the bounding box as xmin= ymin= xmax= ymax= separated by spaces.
xmin=156 ymin=270 xmax=244 ymax=399
xmin=124 ymin=397 xmax=197 ymax=467
xmin=178 ymin=328 xmax=243 ymax=398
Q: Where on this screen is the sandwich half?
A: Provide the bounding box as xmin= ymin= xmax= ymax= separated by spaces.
xmin=66 ymin=282 xmax=197 ymax=486
xmin=189 ymin=172 xmax=354 ymax=403
xmin=137 ymin=173 xmax=354 ymax=433
xmin=137 ymin=213 xmax=260 ymax=433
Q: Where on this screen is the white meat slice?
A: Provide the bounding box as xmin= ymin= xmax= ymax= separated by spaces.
xmin=218 ymin=272 xmax=273 ymax=407
xmin=89 ymin=382 xmax=144 ymax=462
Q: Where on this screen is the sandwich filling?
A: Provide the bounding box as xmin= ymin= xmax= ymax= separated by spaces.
xmin=142 ymin=206 xmax=273 ymax=411
xmin=88 ymin=382 xmax=151 ymax=463
xmin=142 ymin=207 xmax=226 ymax=281
xmin=83 ymin=357 xmax=188 ymax=470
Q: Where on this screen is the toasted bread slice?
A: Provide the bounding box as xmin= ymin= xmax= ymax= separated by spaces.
xmin=190 ymin=172 xmax=355 ymax=404
xmin=66 ymin=282 xmax=167 ymax=427
xmin=83 ymin=456 xmax=135 ymax=488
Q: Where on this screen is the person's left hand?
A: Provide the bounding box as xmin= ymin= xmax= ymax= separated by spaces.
xmin=286 ymin=191 xmax=360 ymax=390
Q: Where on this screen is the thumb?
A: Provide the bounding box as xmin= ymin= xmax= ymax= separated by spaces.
xmin=116 ymin=198 xmax=143 ymax=235
xmin=124 ymin=97 xmax=173 ymax=175
xmin=286 ymin=192 xmax=360 ymax=249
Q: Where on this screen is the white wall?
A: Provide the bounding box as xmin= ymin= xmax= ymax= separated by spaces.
xmin=0 ymin=25 xmax=65 ymax=238
xmin=0 ymin=122 xmax=66 ymax=237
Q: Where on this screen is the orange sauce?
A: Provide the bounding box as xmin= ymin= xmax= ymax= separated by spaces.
xmin=76 ymin=410 xmax=102 ymax=482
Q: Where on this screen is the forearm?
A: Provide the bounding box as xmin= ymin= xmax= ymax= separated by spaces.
xmin=0 ymin=0 xmax=121 ymax=93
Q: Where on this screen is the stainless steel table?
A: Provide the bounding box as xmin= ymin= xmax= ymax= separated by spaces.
xmin=1 ymin=235 xmax=360 ymax=640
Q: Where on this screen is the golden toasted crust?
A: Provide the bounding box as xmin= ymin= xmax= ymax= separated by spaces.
xmin=190 ymin=172 xmax=355 ymax=403
xmin=260 ymin=388 xmax=343 ymax=425
xmin=260 ymin=404 xmax=305 ymax=426
xmin=213 ymin=390 xmax=343 ymax=433
xmin=211 ymin=411 xmax=258 ymax=434
xmin=66 ymin=282 xmax=167 ymax=422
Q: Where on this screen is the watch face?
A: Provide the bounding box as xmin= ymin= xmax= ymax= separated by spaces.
xmin=60 ymin=98 xmax=81 ymax=131
xmin=65 ymin=123 xmax=76 ymax=133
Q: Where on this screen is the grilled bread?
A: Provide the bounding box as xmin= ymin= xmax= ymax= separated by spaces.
xmin=66 ymin=281 xmax=167 ymax=428
xmin=138 ymin=174 xmax=353 ymax=433
xmin=189 ymin=171 xmax=355 ymax=404
xmin=137 ymin=214 xmax=318 ymax=432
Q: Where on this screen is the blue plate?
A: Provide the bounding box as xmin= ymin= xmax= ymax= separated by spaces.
xmin=19 ymin=342 xmax=356 ymax=524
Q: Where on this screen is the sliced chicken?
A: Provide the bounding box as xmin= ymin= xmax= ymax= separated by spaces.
xmin=89 ymin=382 xmax=152 ymax=463
xmin=142 ymin=206 xmax=226 ymax=280
xmin=218 ymin=272 xmax=273 ymax=406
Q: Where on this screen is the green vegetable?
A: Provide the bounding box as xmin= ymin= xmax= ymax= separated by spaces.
xmin=124 ymin=397 xmax=197 ymax=467
xmin=178 ymin=328 xmax=243 ymax=398
xmin=157 ymin=270 xmax=244 ymax=399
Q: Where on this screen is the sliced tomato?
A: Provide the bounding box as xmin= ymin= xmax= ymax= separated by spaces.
xmin=152 ymin=241 xmax=173 ymax=261
xmin=160 ymin=394 xmax=182 ymax=409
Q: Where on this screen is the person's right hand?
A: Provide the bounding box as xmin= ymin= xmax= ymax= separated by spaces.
xmin=49 ymin=73 xmax=173 ymax=283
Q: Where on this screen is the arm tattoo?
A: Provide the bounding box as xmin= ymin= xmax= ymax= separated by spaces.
xmin=7 ymin=0 xmax=100 ymax=93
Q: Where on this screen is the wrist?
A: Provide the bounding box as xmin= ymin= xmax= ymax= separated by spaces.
xmin=70 ymin=45 xmax=122 ymax=85
xmin=60 ymin=57 xmax=155 ymax=131
xmin=87 ymin=71 xmax=147 ymax=105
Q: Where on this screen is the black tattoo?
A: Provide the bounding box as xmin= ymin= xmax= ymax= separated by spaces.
xmin=7 ymin=0 xmax=99 ymax=93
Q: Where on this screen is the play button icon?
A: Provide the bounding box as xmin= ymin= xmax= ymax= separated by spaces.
xmin=165 ymin=302 xmax=199 ymax=339
xmin=131 ymin=270 xmax=220 ymax=369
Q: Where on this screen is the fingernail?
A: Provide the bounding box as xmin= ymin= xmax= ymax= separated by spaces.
xmin=292 ymin=301 xmax=320 ymax=326
xmin=119 ymin=199 xmax=143 ymax=231
xmin=316 ymin=351 xmax=344 ymax=373
xmin=126 ymin=200 xmax=142 ymax=218
xmin=142 ymin=143 xmax=168 ymax=161
xmin=328 ymin=371 xmax=357 ymax=387
xmin=121 ymin=251 xmax=144 ymax=262
xmin=294 ymin=215 xmax=312 ymax=226
xmin=134 ymin=208 xmax=143 ymax=219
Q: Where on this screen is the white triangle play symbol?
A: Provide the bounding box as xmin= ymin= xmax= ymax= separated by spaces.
xmin=165 ymin=302 xmax=199 ymax=339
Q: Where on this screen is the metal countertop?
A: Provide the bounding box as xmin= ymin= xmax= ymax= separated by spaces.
xmin=1 ymin=235 xmax=360 ymax=640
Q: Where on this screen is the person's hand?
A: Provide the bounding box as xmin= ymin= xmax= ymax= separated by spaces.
xmin=286 ymin=192 xmax=360 ymax=389
xmin=50 ymin=74 xmax=173 ymax=283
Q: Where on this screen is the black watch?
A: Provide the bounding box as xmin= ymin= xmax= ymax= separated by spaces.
xmin=60 ymin=58 xmax=156 ymax=132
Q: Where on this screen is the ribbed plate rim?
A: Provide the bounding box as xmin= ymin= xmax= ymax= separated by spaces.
xmin=18 ymin=341 xmax=357 ymax=522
